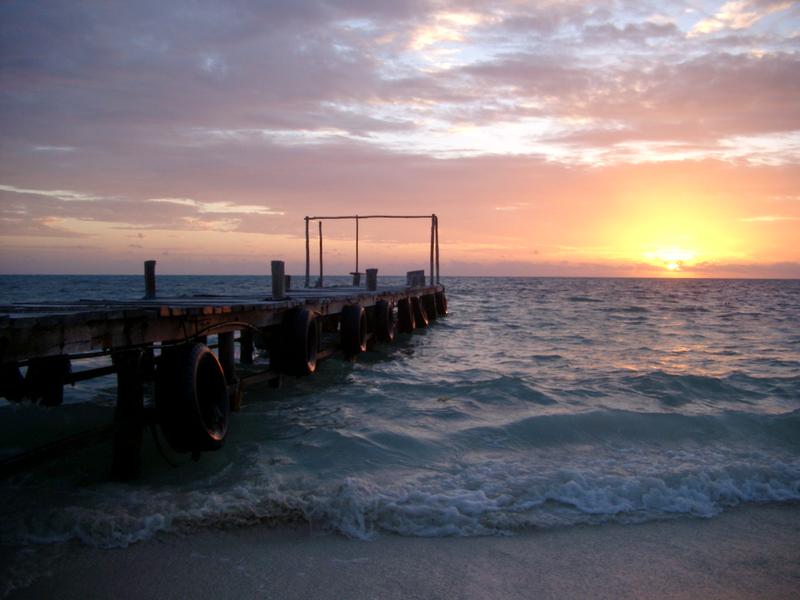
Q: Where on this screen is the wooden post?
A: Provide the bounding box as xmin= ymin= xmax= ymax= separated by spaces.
xmin=318 ymin=221 xmax=323 ymax=288
xmin=144 ymin=260 xmax=156 ymax=299
xmin=407 ymin=270 xmax=425 ymax=287
xmin=271 ymin=260 xmax=286 ymax=300
xmin=111 ymin=350 xmax=144 ymax=481
xmin=240 ymin=329 xmax=254 ymax=365
xmin=305 ymin=217 xmax=310 ymax=288
xmin=24 ymin=355 xmax=70 ymax=406
xmin=366 ymin=268 xmax=378 ymax=291
xmin=218 ymin=332 xmax=236 ymax=383
xmin=435 ymin=215 xmax=440 ymax=284
xmin=430 ymin=215 xmax=435 ymax=286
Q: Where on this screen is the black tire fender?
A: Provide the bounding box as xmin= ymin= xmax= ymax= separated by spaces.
xmin=435 ymin=291 xmax=448 ymax=316
xmin=156 ymin=343 xmax=229 ymax=453
xmin=286 ymin=308 xmax=319 ymax=375
xmin=397 ymin=297 xmax=416 ymax=333
xmin=411 ymin=296 xmax=429 ymax=328
xmin=422 ymin=294 xmax=438 ymax=321
xmin=341 ymin=304 xmax=367 ymax=356
xmin=375 ymin=300 xmax=396 ymax=343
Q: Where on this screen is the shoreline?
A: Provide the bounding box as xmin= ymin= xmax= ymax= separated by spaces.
xmin=4 ymin=503 xmax=799 ymax=599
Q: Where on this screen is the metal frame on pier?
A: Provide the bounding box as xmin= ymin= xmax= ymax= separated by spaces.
xmin=304 ymin=214 xmax=440 ymax=288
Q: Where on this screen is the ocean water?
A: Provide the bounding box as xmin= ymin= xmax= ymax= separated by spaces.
xmin=0 ymin=276 xmax=799 ymax=550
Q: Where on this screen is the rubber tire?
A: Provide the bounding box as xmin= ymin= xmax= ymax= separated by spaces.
xmin=422 ymin=294 xmax=438 ymax=321
xmin=341 ymin=304 xmax=367 ymax=356
xmin=411 ymin=296 xmax=429 ymax=328
xmin=375 ymin=300 xmax=396 ymax=343
xmin=435 ymin=291 xmax=448 ymax=316
xmin=397 ymin=298 xmax=416 ymax=333
xmin=156 ymin=343 xmax=229 ymax=453
xmin=280 ymin=308 xmax=318 ymax=375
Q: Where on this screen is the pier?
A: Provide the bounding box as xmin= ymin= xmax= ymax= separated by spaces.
xmin=0 ymin=215 xmax=447 ymax=479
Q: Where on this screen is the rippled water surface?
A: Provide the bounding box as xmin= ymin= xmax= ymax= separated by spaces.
xmin=1 ymin=276 xmax=798 ymax=547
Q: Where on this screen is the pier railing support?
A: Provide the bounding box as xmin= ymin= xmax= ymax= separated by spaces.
xmin=304 ymin=214 xmax=442 ymax=288
xmin=430 ymin=215 xmax=435 ymax=285
xmin=318 ymin=221 xmax=323 ymax=288
xmin=435 ymin=215 xmax=440 ymax=284
xmin=305 ymin=217 xmax=310 ymax=288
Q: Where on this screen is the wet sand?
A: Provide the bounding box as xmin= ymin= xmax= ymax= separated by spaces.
xmin=4 ymin=504 xmax=799 ymax=599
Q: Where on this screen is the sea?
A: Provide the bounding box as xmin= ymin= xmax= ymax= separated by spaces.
xmin=1 ymin=276 xmax=799 ymax=552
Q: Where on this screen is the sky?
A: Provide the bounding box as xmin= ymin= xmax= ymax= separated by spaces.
xmin=1 ymin=0 xmax=799 ymax=277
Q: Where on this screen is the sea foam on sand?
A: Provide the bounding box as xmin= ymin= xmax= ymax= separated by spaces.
xmin=3 ymin=504 xmax=799 ymax=600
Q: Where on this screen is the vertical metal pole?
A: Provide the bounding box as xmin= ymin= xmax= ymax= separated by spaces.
xmin=304 ymin=217 xmax=310 ymax=288
xmin=355 ymin=215 xmax=359 ymax=274
xmin=430 ymin=215 xmax=435 ymax=286
xmin=318 ymin=220 xmax=323 ymax=288
xmin=435 ymin=215 xmax=440 ymax=284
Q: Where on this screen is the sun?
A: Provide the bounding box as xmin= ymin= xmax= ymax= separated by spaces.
xmin=644 ymin=247 xmax=697 ymax=273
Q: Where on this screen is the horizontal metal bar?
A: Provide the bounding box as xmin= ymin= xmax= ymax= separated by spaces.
xmin=306 ymin=215 xmax=435 ymax=220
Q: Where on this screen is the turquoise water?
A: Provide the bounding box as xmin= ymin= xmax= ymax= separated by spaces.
xmin=0 ymin=276 xmax=799 ymax=547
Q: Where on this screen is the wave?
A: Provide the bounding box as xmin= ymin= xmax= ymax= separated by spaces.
xmin=2 ymin=409 xmax=798 ymax=548
xmin=449 ymin=409 xmax=800 ymax=449
xmin=567 ymin=296 xmax=603 ymax=303
xmin=3 ymin=453 xmax=798 ymax=547
xmin=620 ymin=370 xmax=800 ymax=406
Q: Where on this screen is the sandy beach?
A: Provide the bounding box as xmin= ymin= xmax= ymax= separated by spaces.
xmin=4 ymin=504 xmax=798 ymax=599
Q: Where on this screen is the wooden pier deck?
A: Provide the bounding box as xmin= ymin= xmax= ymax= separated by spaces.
xmin=0 ymin=283 xmax=444 ymax=363
xmin=0 ymin=278 xmax=448 ymax=479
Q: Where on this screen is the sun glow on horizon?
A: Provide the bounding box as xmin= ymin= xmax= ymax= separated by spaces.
xmin=644 ymin=247 xmax=698 ymax=273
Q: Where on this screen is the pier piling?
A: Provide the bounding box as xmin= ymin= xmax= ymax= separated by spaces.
xmin=271 ymin=261 xmax=286 ymax=300
xmin=111 ymin=350 xmax=144 ymax=481
xmin=366 ymin=268 xmax=378 ymax=291
xmin=144 ymin=260 xmax=157 ymax=299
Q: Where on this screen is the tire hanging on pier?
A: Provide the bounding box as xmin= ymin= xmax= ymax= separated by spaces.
xmin=341 ymin=304 xmax=367 ymax=356
xmin=273 ymin=308 xmax=319 ymax=376
xmin=375 ymin=300 xmax=396 ymax=343
xmin=397 ymin=297 xmax=416 ymax=333
xmin=422 ymin=294 xmax=438 ymax=321
xmin=435 ymin=291 xmax=448 ymax=316
xmin=155 ymin=342 xmax=229 ymax=453
xmin=411 ymin=296 xmax=429 ymax=328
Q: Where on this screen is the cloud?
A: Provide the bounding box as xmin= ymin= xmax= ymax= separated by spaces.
xmin=0 ymin=184 xmax=104 ymax=202
xmin=0 ymin=183 xmax=288 ymax=236
xmin=740 ymin=215 xmax=800 ymax=222
xmin=690 ymin=0 xmax=793 ymax=36
xmin=148 ymin=197 xmax=285 ymax=215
